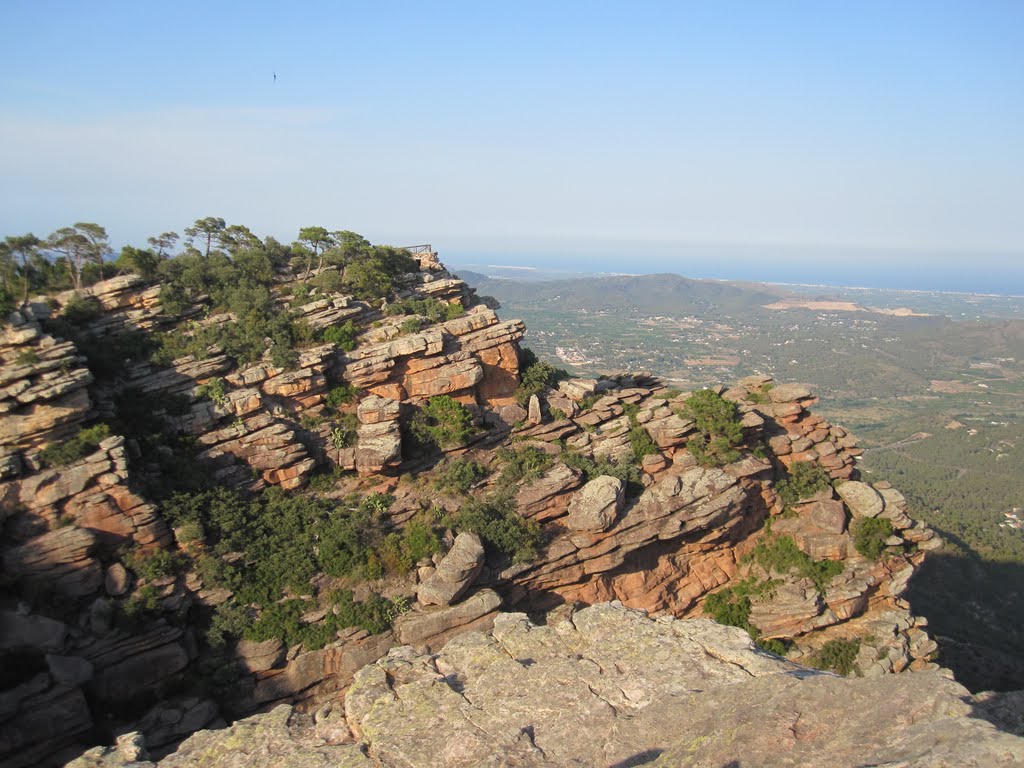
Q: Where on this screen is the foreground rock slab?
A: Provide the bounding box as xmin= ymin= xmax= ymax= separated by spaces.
xmin=68 ymin=603 xmax=1024 ymax=768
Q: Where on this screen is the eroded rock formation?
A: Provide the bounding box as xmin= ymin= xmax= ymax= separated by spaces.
xmin=0 ymin=249 xmax=973 ymax=767
xmin=67 ymin=604 xmax=1024 ymax=768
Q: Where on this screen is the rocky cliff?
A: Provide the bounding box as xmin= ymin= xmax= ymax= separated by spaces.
xmin=0 ymin=247 xmax=981 ymax=767
xmin=66 ymin=603 xmax=1024 ymax=767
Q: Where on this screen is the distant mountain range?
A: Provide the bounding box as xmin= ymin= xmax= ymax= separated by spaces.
xmin=457 ymin=270 xmax=789 ymax=316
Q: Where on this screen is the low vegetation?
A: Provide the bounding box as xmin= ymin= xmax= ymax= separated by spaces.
xmin=444 ymin=491 xmax=541 ymax=563
xmin=746 ymin=535 xmax=844 ymax=594
xmin=209 ymin=590 xmax=408 ymax=651
xmin=623 ymin=402 xmax=659 ymax=464
xmin=775 ymin=461 xmax=832 ymax=510
xmin=702 ymin=577 xmax=787 ymax=654
xmin=385 ymin=296 xmax=465 ymax=323
xmin=561 ymin=448 xmax=644 ymax=498
xmin=409 ymin=395 xmax=475 ymax=451
xmin=498 ymin=445 xmax=553 ymax=485
xmin=38 ymin=424 xmax=111 ymax=468
xmin=853 ymin=517 xmax=895 ymax=560
xmin=435 ymin=457 xmax=489 ymax=494
xmin=322 ymin=320 xmax=359 ymax=351
xmin=161 ymin=488 xmax=430 ymax=645
xmin=680 ymin=389 xmax=744 ymax=466
xmin=123 ymin=548 xmax=189 ymax=582
xmin=809 ymin=638 xmax=861 ymax=676
xmin=515 ymin=347 xmax=568 ymax=406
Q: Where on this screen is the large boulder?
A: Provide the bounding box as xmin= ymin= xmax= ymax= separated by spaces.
xmin=836 ymin=481 xmax=884 ymax=519
xmin=355 ymin=420 xmax=401 ymax=475
xmin=416 ymin=532 xmax=485 ymax=607
xmin=565 ymin=475 xmax=624 ymax=532
xmin=395 ymin=589 xmax=502 ymax=647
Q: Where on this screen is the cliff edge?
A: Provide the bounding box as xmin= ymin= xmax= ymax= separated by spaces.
xmin=68 ymin=602 xmax=1024 ymax=767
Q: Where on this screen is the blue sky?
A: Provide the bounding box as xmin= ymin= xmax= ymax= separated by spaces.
xmin=1 ymin=1 xmax=1022 ymax=288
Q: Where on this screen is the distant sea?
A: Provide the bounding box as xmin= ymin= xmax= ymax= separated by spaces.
xmin=443 ymin=242 xmax=1024 ymax=296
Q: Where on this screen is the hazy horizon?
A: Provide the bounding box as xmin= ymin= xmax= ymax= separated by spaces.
xmin=442 ymin=236 xmax=1024 ymax=296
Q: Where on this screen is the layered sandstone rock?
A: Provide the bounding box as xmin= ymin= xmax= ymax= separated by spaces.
xmin=67 ymin=604 xmax=1024 ymax=768
xmin=482 ymin=374 xmax=942 ymax=677
xmin=0 ymin=438 xmax=172 ymax=553
xmin=0 ymin=250 xmax=961 ymax=768
xmin=416 ymin=532 xmax=485 ymax=606
xmin=340 ymin=307 xmax=524 ymax=407
xmin=0 ymin=311 xmax=93 ymax=456
xmin=355 ymin=395 xmax=402 ymax=475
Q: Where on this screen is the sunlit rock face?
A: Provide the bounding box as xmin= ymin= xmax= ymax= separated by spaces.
xmin=68 ymin=603 xmax=1024 ymax=768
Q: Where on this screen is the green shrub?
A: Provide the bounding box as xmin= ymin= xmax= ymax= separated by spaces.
xmin=681 ymin=389 xmax=744 ymax=467
xmin=38 ymin=424 xmax=111 ymax=467
xmin=378 ymin=515 xmax=441 ymax=573
xmin=206 ymin=601 xmax=250 ymax=648
xmin=498 ymin=446 xmax=553 ymax=485
xmin=153 ymin=283 xmax=313 ymax=370
xmin=322 ymin=320 xmax=359 ymax=351
xmin=809 ymin=638 xmax=861 ymax=676
xmin=330 ymin=589 xmax=408 ymax=636
xmin=173 ymin=519 xmax=203 ymax=544
xmin=410 ymin=395 xmax=475 ymax=450
xmin=213 ymin=589 xmax=407 ymax=651
xmin=196 ymin=553 xmax=240 ymax=591
xmin=703 ymin=586 xmax=754 ymax=634
xmin=310 ymin=269 xmax=345 ymax=294
xmin=317 ymin=503 xmax=383 ymax=580
xmin=444 ymin=301 xmax=466 ymax=321
xmin=623 ymin=404 xmax=658 ymax=464
xmin=447 ymin=492 xmax=540 ymax=563
xmin=124 ymin=548 xmax=189 ymax=582
xmin=16 ymin=349 xmax=39 ymax=365
xmin=306 ymin=466 xmax=348 ymax=494
xmin=330 ymin=412 xmax=359 ymax=449
xmin=71 ymin=329 xmax=159 ymax=380
xmin=0 ymin=285 xmax=17 ymax=318
xmin=300 ymin=413 xmax=326 ymax=430
xmin=325 ymin=383 xmax=359 ymax=409
xmin=197 ymin=377 xmax=229 ymax=408
xmin=119 ymin=585 xmax=161 ymax=626
xmin=345 ymin=260 xmax=392 ymax=300
xmin=776 ymin=461 xmax=832 ymax=509
xmin=515 ymin=353 xmax=568 ymax=406
xmin=165 ymin=484 xmax=421 ymax=648
xmin=748 ymin=535 xmax=844 ymax=594
xmin=561 ymin=449 xmax=644 ymax=498
xmin=702 ymin=577 xmax=777 ymax=636
xmin=853 ymin=517 xmax=894 ymax=560
xmin=385 ymin=296 xmax=464 ymax=323
xmin=436 ymin=457 xmax=489 ymax=493
xmin=61 ymin=294 xmax=103 ymax=324
xmin=400 ymin=316 xmax=425 ymax=334
xmin=758 ymin=637 xmax=792 ymax=656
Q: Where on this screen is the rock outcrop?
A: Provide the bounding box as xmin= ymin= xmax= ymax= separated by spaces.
xmin=0 ymin=311 xmax=92 ymax=458
xmin=66 ymin=603 xmax=1024 ymax=768
xmin=485 ymin=374 xmax=942 ymax=677
xmin=0 ymin=248 xmax=965 ymax=767
xmin=415 ymin=532 xmax=485 ymax=606
xmin=341 ymin=307 xmax=524 ymax=406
